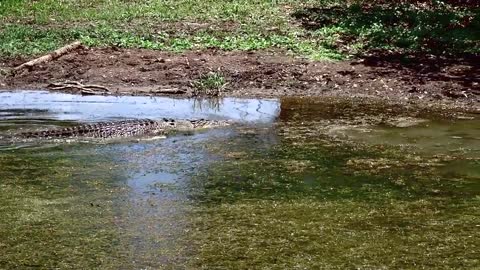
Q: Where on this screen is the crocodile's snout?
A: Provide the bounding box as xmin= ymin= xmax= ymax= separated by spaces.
xmin=192 ymin=119 xmax=232 ymax=128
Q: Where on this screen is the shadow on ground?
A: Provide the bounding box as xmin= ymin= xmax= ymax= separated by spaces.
xmin=292 ymin=2 xmax=479 ymax=53
xmin=292 ymin=1 xmax=480 ymax=98
xmin=355 ymin=53 xmax=480 ymax=98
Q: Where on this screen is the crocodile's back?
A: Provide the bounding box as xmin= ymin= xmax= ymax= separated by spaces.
xmin=13 ymin=119 xmax=165 ymax=140
xmin=4 ymin=118 xmax=230 ymax=141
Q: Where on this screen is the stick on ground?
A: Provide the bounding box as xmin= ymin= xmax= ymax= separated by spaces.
xmin=13 ymin=41 xmax=83 ymax=73
xmin=48 ymin=81 xmax=111 ymax=95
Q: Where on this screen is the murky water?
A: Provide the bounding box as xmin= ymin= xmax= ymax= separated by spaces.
xmin=0 ymin=91 xmax=478 ymax=269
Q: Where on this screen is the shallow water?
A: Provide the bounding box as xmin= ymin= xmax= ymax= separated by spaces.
xmin=0 ymin=91 xmax=478 ymax=269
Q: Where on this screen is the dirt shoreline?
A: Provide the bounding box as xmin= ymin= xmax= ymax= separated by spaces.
xmin=1 ymin=48 xmax=478 ymax=114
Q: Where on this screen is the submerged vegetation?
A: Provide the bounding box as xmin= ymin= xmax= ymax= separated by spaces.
xmin=0 ymin=96 xmax=479 ymax=268
xmin=0 ymin=0 xmax=478 ymax=58
xmin=185 ymin=119 xmax=480 ymax=269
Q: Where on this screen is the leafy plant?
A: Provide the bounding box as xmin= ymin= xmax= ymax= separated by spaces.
xmin=192 ymin=71 xmax=227 ymax=97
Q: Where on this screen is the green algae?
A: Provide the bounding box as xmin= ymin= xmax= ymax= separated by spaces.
xmin=185 ymin=123 xmax=480 ymax=269
xmin=0 ymin=148 xmax=123 ymax=269
xmin=189 ymin=198 xmax=479 ymax=269
xmin=0 ymin=98 xmax=479 ymax=269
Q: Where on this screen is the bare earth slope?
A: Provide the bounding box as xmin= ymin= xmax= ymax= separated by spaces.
xmin=1 ymin=48 xmax=478 ymax=112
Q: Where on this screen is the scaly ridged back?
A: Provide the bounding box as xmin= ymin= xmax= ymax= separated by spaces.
xmin=7 ymin=118 xmax=229 ymax=140
xmin=15 ymin=119 xmax=172 ymax=139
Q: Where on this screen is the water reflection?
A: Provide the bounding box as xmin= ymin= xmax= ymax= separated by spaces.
xmin=0 ymin=91 xmax=280 ymax=123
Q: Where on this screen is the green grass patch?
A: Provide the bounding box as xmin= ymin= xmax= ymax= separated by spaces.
xmin=0 ymin=24 xmax=344 ymax=60
xmin=0 ymin=0 xmax=342 ymax=59
xmin=0 ymin=25 xmax=78 ymax=56
xmin=293 ymin=2 xmax=480 ymax=54
xmin=192 ymin=71 xmax=227 ymax=97
xmin=0 ymin=0 xmax=478 ymax=58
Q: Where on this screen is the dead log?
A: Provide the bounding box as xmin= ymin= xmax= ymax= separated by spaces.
xmin=13 ymin=41 xmax=83 ymax=72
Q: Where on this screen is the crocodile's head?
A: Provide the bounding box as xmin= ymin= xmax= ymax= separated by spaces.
xmin=191 ymin=119 xmax=231 ymax=129
xmin=173 ymin=119 xmax=231 ymax=131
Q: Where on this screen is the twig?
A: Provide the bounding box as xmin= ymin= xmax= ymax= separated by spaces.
xmin=64 ymin=80 xmax=110 ymax=91
xmin=47 ymin=81 xmax=111 ymax=95
xmin=13 ymin=41 xmax=83 ymax=73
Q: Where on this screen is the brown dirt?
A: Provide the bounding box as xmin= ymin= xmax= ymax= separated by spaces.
xmin=0 ymin=47 xmax=478 ymax=113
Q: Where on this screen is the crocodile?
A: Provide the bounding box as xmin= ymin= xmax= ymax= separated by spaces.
xmin=0 ymin=118 xmax=230 ymax=141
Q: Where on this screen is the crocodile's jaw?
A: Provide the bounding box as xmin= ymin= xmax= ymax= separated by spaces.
xmin=194 ymin=119 xmax=231 ymax=129
xmin=174 ymin=119 xmax=231 ymax=131
xmin=145 ymin=120 xmax=229 ymax=135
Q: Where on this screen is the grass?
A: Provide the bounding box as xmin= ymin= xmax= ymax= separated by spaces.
xmin=1 ymin=0 xmax=477 ymax=59
xmin=192 ymin=71 xmax=227 ymax=96
xmin=0 ymin=0 xmax=340 ymax=59
xmin=293 ymin=2 xmax=480 ymax=54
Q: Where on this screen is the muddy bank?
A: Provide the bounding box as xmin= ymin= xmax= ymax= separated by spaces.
xmin=1 ymin=48 xmax=478 ymax=113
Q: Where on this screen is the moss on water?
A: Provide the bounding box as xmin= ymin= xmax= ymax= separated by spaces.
xmin=185 ymin=121 xmax=480 ymax=269
xmin=189 ymin=132 xmax=479 ymax=204
xmin=189 ymin=198 xmax=479 ymax=269
xmin=0 ymin=110 xmax=479 ymax=269
xmin=0 ymin=149 xmax=125 ymax=269
xmin=0 ymin=139 xmax=202 ymax=269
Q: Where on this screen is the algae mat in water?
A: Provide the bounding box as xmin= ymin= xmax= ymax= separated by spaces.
xmin=0 ymin=117 xmax=479 ymax=269
xmin=186 ymin=124 xmax=480 ymax=269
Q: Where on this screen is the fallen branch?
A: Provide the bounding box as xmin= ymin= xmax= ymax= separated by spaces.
xmin=48 ymin=81 xmax=110 ymax=95
xmin=13 ymin=41 xmax=83 ymax=73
